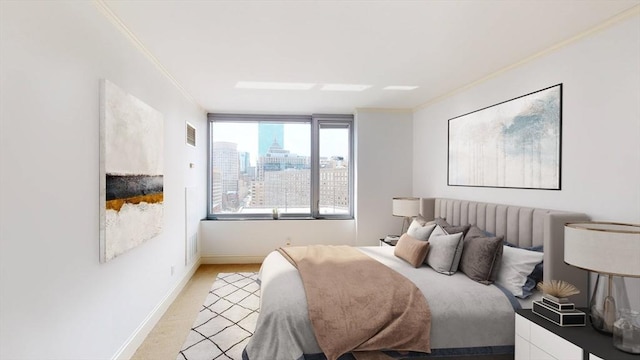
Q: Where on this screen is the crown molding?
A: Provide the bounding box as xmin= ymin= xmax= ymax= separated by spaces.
xmin=93 ymin=0 xmax=205 ymax=113
xmin=414 ymin=5 xmax=640 ymax=111
xmin=355 ymin=107 xmax=413 ymax=114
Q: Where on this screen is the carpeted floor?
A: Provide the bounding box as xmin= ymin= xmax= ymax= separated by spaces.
xmin=176 ymin=272 xmax=260 ymax=360
xmin=132 ymin=264 xmax=261 ymax=360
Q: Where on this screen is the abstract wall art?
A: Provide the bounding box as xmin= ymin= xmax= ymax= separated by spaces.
xmin=448 ymin=84 xmax=562 ymax=190
xmin=99 ymin=79 xmax=164 ymax=263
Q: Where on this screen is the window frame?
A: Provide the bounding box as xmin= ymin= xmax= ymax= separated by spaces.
xmin=207 ymin=113 xmax=354 ymax=220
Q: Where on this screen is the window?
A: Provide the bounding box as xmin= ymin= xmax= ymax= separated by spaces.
xmin=208 ymin=113 xmax=353 ymax=219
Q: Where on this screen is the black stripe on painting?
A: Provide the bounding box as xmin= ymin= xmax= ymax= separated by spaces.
xmin=106 ymin=174 xmax=163 ymax=201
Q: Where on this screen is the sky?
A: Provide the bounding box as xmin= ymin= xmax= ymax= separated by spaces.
xmin=212 ymin=122 xmax=349 ymax=166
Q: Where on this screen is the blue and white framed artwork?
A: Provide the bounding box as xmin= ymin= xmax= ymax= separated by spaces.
xmin=448 ymin=84 xmax=562 ymax=190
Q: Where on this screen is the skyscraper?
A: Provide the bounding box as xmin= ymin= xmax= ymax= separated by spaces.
xmin=238 ymin=151 xmax=250 ymax=174
xmin=211 ymin=141 xmax=239 ymax=211
xmin=258 ymin=123 xmax=284 ymax=156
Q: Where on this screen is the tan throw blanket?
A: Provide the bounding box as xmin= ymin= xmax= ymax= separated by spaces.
xmin=277 ymin=245 xmax=431 ymax=360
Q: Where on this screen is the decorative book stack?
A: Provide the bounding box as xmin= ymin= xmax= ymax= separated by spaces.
xmin=532 ymin=295 xmax=586 ymax=327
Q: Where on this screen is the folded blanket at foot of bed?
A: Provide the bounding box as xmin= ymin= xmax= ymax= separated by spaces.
xmin=276 ymin=245 xmax=431 ymax=360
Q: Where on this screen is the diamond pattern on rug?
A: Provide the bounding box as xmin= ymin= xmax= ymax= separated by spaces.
xmin=177 ymin=272 xmax=259 ymax=360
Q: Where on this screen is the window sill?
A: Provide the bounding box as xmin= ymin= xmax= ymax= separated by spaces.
xmin=205 ymin=216 xmax=353 ymax=221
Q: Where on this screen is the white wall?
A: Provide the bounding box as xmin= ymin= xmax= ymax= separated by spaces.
xmin=200 ymin=109 xmax=414 ymax=260
xmin=355 ymin=110 xmax=414 ymax=245
xmin=0 ymin=2 xmax=207 ymax=360
xmin=412 ymin=14 xmax=640 ymax=308
xmin=201 ymin=220 xmax=356 ymax=263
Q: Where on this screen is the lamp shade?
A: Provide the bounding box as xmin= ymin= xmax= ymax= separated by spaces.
xmin=565 ymin=222 xmax=640 ymax=277
xmin=392 ymin=197 xmax=420 ymax=217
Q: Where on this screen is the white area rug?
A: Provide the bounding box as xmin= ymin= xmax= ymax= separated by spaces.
xmin=177 ymin=272 xmax=260 ymax=360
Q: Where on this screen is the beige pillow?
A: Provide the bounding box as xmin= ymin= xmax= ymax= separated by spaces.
xmin=394 ymin=233 xmax=430 ymax=268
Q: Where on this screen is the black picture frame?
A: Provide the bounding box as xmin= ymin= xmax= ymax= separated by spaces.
xmin=447 ymin=84 xmax=562 ymax=190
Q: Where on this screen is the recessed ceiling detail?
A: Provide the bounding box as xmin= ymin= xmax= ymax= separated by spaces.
xmin=320 ymin=84 xmax=372 ymax=92
xmin=235 ymin=81 xmax=316 ymax=90
xmin=383 ymin=86 xmax=419 ymax=91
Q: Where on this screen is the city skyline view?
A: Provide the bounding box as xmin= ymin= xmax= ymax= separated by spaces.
xmin=210 ymin=121 xmax=351 ymax=216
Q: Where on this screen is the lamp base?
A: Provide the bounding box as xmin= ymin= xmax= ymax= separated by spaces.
xmin=590 ymin=296 xmax=616 ymax=334
xmin=589 ymin=274 xmax=629 ymax=334
xmin=400 ymin=216 xmax=412 ymax=235
xmin=613 ymin=309 xmax=640 ymax=354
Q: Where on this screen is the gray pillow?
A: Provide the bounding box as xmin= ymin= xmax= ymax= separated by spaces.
xmin=464 ymin=225 xmax=486 ymax=240
xmin=407 ymin=220 xmax=436 ymax=241
xmin=459 ymin=235 xmax=504 ymax=284
xmin=394 ymin=233 xmax=430 ymax=268
xmin=425 ymin=226 xmax=464 ymax=275
xmin=434 ymin=217 xmax=470 ymax=236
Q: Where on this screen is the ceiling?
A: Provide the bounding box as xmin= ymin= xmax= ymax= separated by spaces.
xmin=102 ymin=1 xmax=640 ymax=114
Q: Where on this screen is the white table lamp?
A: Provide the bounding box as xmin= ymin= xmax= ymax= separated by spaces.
xmin=392 ymin=197 xmax=420 ymax=235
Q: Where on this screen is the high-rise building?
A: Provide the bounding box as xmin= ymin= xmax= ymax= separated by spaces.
xmin=256 ymin=138 xmax=309 ymax=180
xmin=210 ymin=170 xmax=223 ymax=212
xmin=239 ymin=151 xmax=250 ymax=174
xmin=258 ymin=123 xmax=284 ymax=156
xmin=211 ymin=141 xmax=239 ymax=211
xmin=251 ymin=138 xmax=311 ymax=209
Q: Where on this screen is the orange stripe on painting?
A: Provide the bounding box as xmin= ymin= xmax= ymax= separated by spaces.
xmin=106 ymin=193 xmax=164 ymax=212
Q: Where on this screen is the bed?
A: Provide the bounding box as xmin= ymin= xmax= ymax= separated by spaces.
xmin=243 ymin=198 xmax=590 ymax=360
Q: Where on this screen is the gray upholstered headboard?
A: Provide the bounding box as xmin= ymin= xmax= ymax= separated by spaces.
xmin=420 ymin=198 xmax=590 ymax=307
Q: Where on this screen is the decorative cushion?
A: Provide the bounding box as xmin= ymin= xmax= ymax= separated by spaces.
xmin=434 ymin=218 xmax=470 ymax=236
xmin=459 ymin=235 xmax=504 ymax=285
xmin=394 ymin=233 xmax=430 ymax=268
xmin=464 ymin=225 xmax=487 ymax=240
xmin=407 ymin=220 xmax=436 ymax=241
xmin=424 ymin=225 xmax=464 ymax=275
xmin=504 ymin=242 xmax=544 ymax=297
xmin=433 ymin=217 xmax=448 ymax=226
xmin=495 ymin=245 xmax=544 ymax=298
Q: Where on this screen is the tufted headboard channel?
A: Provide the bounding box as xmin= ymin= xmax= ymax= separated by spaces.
xmin=420 ymin=198 xmax=591 ymax=307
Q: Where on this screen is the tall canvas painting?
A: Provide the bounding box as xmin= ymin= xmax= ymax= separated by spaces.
xmin=100 ymin=79 xmax=164 ymax=263
xmin=448 ymin=84 xmax=562 ymax=190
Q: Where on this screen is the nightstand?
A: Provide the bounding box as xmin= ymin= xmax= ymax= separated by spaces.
xmin=515 ymin=308 xmax=637 ymax=360
xmin=379 ymin=238 xmax=397 ymax=246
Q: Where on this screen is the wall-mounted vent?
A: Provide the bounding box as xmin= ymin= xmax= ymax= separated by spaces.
xmin=186 ymin=122 xmax=196 ymax=147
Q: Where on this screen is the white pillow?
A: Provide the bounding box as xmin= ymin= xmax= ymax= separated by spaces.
xmin=425 ymin=225 xmax=464 ymax=275
xmin=407 ymin=220 xmax=436 ymax=241
xmin=495 ymin=245 xmax=544 ymax=298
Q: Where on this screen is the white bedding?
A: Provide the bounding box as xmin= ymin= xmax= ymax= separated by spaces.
xmin=517 ymin=290 xmax=543 ymax=309
xmin=244 ymin=246 xmax=519 ymax=360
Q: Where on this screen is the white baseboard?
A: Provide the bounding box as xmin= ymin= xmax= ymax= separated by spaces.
xmin=111 ymin=257 xmax=202 ymax=360
xmin=201 ymin=255 xmax=265 ymax=264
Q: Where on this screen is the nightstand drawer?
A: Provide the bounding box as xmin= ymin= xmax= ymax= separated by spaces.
xmin=530 ymin=343 xmax=556 ymax=360
xmin=515 ymin=313 xmax=530 ymax=339
xmin=515 ymin=334 xmax=530 ymax=360
xmin=530 ymin=321 xmax=582 ymax=360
